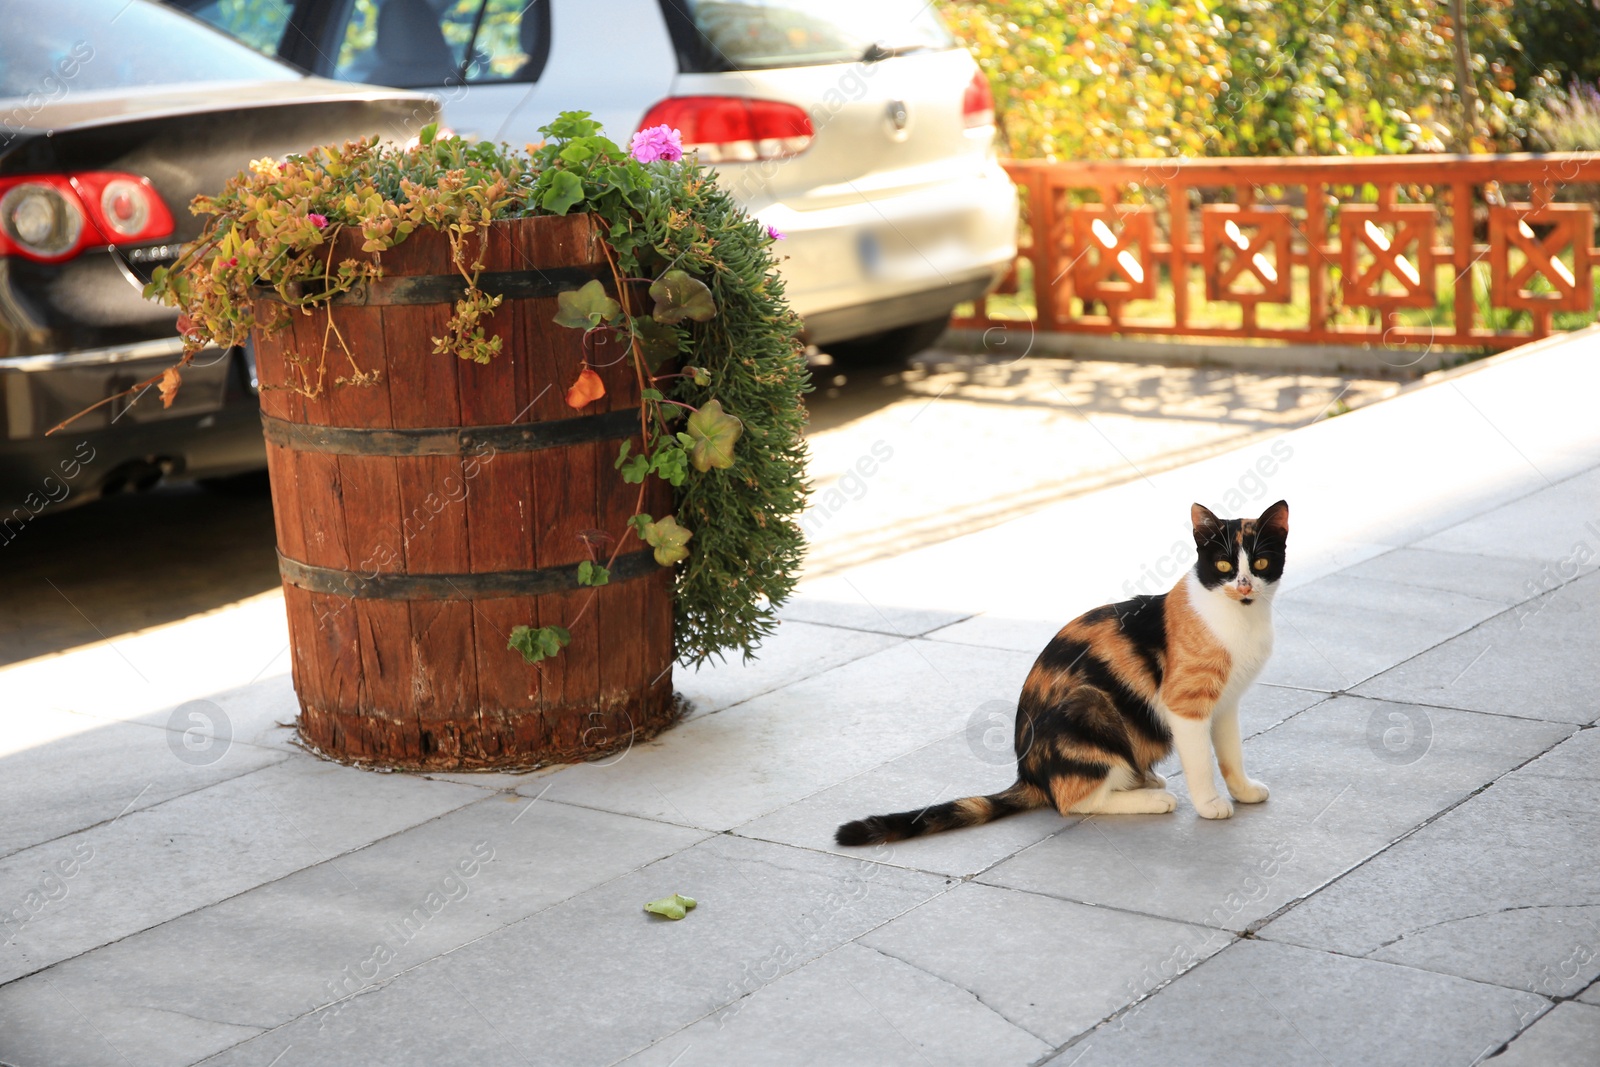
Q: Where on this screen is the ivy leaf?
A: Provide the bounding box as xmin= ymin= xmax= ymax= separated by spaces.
xmin=649 ymin=269 xmax=716 ymax=324
xmin=684 ymin=399 xmax=742 ymax=472
xmin=628 ymin=513 xmax=653 ymax=537
xmin=650 ymin=443 xmax=689 ymax=487
xmin=565 ymin=366 xmax=606 ymax=409
xmin=614 ymin=439 xmax=632 ymax=469
xmin=619 ymin=454 xmax=651 ymax=484
xmin=553 ymin=280 xmax=620 ymax=329
xmin=630 ymin=315 xmax=679 ymax=371
xmin=538 ymin=111 xmax=602 ymax=141
xmin=597 ymin=161 xmax=643 ymax=198
xmin=577 ymin=560 xmax=610 ymax=587
xmin=540 ymin=169 xmax=585 ymax=215
xmin=558 ymin=142 xmax=594 ymax=164
xmin=641 ymin=515 xmax=693 ymax=565
xmin=507 ymin=624 xmax=571 ymax=664
xmin=686 ymin=365 xmax=712 ymax=387
xmin=643 ymin=893 xmax=697 ymax=920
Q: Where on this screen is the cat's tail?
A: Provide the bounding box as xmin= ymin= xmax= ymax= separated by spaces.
xmin=834 ymin=781 xmax=1048 ymax=846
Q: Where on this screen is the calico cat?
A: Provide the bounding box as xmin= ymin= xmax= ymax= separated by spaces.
xmin=836 ymin=500 xmax=1289 ymax=846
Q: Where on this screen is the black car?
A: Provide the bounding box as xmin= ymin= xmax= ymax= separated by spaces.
xmin=0 ymin=0 xmax=434 ymax=529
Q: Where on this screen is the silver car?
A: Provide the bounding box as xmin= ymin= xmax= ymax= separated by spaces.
xmin=171 ymin=0 xmax=1019 ymax=360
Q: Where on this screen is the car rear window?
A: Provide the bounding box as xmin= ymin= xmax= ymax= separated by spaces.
xmin=175 ymin=0 xmax=293 ymax=57
xmin=0 ymin=0 xmax=297 ymax=99
xmin=328 ymin=0 xmax=549 ymax=89
xmin=667 ymin=0 xmax=956 ymax=71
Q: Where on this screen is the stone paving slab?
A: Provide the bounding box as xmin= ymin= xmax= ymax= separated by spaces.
xmin=0 ymin=760 xmax=484 ymax=985
xmin=0 ymin=593 xmax=293 ymax=731
xmin=1265 ymin=573 xmax=1511 ymax=691
xmin=524 ymin=640 xmax=1037 ymax=832
xmin=0 ymin=707 xmax=284 ymax=859
xmin=617 ymin=941 xmax=1054 ymax=1067
xmin=1049 ymin=939 xmax=1547 ymax=1067
xmin=1353 ymin=570 xmax=1600 ymax=724
xmin=734 ymin=731 xmax=1077 ymax=879
xmin=197 ymin=835 xmax=945 ymax=1067
xmin=1259 ymin=728 xmax=1600 ymax=1000
xmin=1411 ymin=466 xmax=1600 ymax=570
xmin=675 ymin=619 xmax=904 ymax=719
xmin=1485 ymin=1002 xmax=1600 ymax=1066
xmin=777 ymin=583 xmax=976 ymax=638
xmin=857 ymin=881 xmax=1228 ymax=1047
xmin=0 ymin=797 xmax=707 ymax=1067
xmin=978 ymin=697 xmax=1572 ymax=932
xmin=1337 ymin=546 xmax=1549 ymax=606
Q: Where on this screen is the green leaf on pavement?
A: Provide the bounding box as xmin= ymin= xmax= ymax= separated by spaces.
xmin=649 ymin=269 xmax=716 ymax=324
xmin=684 ymin=398 xmax=743 ymax=472
xmin=643 ymin=893 xmax=697 ymax=920
xmin=553 ymin=279 xmax=620 ymax=330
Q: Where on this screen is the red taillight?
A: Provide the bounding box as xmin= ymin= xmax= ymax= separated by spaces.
xmin=0 ymin=171 xmax=174 ymax=263
xmin=962 ymin=71 xmax=996 ymax=129
xmin=637 ymin=97 xmax=814 ymax=164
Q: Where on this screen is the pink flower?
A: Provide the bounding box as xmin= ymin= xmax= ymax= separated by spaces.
xmin=307 ymin=213 xmax=328 ymax=229
xmin=630 ymin=125 xmax=683 ymax=163
xmin=766 ymin=225 xmax=785 ymax=241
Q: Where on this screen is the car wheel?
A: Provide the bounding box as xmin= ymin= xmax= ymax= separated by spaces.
xmin=821 ymin=315 xmax=952 ymax=365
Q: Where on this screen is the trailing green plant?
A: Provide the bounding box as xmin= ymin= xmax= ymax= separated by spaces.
xmin=139 ymin=113 xmax=811 ymax=668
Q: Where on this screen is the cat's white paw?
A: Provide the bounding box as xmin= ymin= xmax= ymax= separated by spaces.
xmin=1194 ymin=794 xmax=1235 ymax=820
xmin=1229 ymin=778 xmax=1270 ymax=804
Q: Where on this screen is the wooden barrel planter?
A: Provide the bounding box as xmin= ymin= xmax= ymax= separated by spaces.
xmin=253 ymin=216 xmax=678 ymax=769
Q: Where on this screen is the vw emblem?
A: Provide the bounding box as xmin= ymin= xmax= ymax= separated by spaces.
xmin=886 ymin=100 xmax=910 ymax=137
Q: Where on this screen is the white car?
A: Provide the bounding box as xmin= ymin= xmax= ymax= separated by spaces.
xmin=169 ymin=0 xmax=1019 ymax=360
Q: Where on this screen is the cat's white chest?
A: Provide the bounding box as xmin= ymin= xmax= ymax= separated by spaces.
xmin=1185 ymin=573 xmax=1276 ymax=694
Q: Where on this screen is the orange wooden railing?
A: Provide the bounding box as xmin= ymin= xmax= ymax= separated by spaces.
xmin=955 ymin=154 xmax=1600 ymax=350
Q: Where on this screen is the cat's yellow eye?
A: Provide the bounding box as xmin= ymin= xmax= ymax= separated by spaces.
xmin=1216 ymin=560 xmax=1233 ymax=573
xmin=1254 ymin=558 xmax=1269 ymax=571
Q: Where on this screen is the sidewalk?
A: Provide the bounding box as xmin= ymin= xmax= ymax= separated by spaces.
xmin=1 ymin=327 xmax=1597 ymax=1066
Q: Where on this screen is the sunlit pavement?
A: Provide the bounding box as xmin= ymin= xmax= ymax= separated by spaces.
xmin=800 ymin=351 xmax=1397 ymax=576
xmin=1 ymin=329 xmax=1596 ymax=1066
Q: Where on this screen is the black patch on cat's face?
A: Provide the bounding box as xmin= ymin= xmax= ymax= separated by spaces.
xmin=1243 ymin=500 xmax=1290 ymax=585
xmin=1191 ymin=503 xmax=1244 ymax=589
xmin=1189 ymin=501 xmax=1290 ymax=588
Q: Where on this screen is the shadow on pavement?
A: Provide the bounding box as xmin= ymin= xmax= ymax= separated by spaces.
xmin=0 ymin=483 xmax=281 ymax=668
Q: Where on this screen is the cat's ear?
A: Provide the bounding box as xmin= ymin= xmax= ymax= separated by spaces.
xmin=1191 ymin=503 xmax=1224 ymax=546
xmin=1258 ymin=499 xmax=1289 ymax=538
